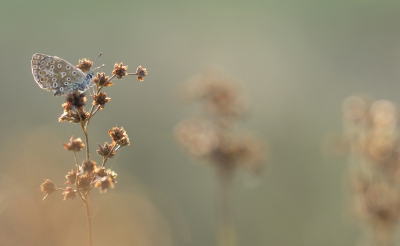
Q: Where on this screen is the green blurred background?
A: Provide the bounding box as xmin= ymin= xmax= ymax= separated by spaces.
xmin=1 ymin=0 xmax=400 ymax=245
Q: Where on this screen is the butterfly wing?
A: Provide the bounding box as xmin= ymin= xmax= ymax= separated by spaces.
xmin=31 ymin=53 xmax=88 ymax=96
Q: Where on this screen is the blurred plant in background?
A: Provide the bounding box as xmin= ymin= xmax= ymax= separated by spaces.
xmin=39 ymin=56 xmax=147 ymax=246
xmin=174 ymin=69 xmax=267 ymax=246
xmin=340 ymin=95 xmax=400 ymax=246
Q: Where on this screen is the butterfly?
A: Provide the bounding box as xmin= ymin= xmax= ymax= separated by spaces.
xmin=31 ymin=53 xmax=94 ymax=96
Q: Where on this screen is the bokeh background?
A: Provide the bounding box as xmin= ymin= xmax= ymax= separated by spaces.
xmin=1 ymin=1 xmax=400 ymax=245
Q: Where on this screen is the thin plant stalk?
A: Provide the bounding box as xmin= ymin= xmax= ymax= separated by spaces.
xmin=215 ymin=165 xmax=237 ymax=246
xmin=84 ymin=199 xmax=93 ymax=246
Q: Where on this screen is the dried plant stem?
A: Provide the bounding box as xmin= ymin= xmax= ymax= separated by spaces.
xmin=83 ymin=198 xmax=93 ymax=246
xmin=215 ymin=165 xmax=237 ymax=246
xmin=83 ymin=129 xmax=90 ymax=161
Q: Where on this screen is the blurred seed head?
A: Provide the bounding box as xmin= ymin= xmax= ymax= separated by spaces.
xmin=40 ymin=179 xmax=58 ymax=202
xmin=82 ymin=160 xmax=96 ymax=173
xmin=63 ymin=136 xmax=85 ymax=152
xmin=182 ymin=69 xmax=248 ymax=125
xmin=65 ymin=169 xmax=77 ymax=184
xmin=174 ymin=119 xmax=219 ymax=157
xmin=62 ymin=187 xmax=76 ymax=201
xmin=77 ymin=173 xmax=92 ymax=192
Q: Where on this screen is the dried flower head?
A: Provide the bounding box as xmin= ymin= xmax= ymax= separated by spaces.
xmin=65 ymin=169 xmax=77 ymax=184
xmin=94 ymin=166 xmax=107 ymax=177
xmin=63 ymin=136 xmax=85 ymax=152
xmin=66 ymin=92 xmax=86 ymax=110
xmin=217 ymin=135 xmax=267 ymax=172
xmin=108 ymin=126 xmax=130 ymax=147
xmin=59 ymin=109 xmax=90 ymax=123
xmin=174 ymin=119 xmax=219 ymax=157
xmin=77 ymin=173 xmax=92 ymax=192
xmin=136 ymin=66 xmax=147 ymax=82
xmin=94 ymin=72 xmax=114 ymax=87
xmin=62 ymin=187 xmax=77 ymax=200
xmin=106 ymin=169 xmax=118 ymax=182
xmin=93 ymin=92 xmax=111 ymax=109
xmin=76 ymin=58 xmax=93 ymax=73
xmin=113 ymin=63 xmax=128 ymax=79
xmin=40 ymin=179 xmax=58 ymax=202
xmin=82 ymin=160 xmax=96 ymax=173
xmin=95 ymin=176 xmax=115 ymax=193
xmin=183 ymin=71 xmax=248 ymax=126
xmin=97 ymin=142 xmax=117 ymax=158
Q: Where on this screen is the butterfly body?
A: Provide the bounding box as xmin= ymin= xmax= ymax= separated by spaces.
xmin=31 ymin=53 xmax=94 ymax=96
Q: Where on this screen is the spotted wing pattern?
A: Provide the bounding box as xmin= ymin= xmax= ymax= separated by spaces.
xmin=31 ymin=53 xmax=89 ymax=96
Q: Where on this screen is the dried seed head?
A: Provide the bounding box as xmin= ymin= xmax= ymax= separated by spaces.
xmin=97 ymin=142 xmax=117 ymax=158
xmin=82 ymin=159 xmax=96 ymax=173
xmin=106 ymin=169 xmax=118 ymax=182
xmin=95 ymin=176 xmax=115 ymax=193
xmin=63 ymin=136 xmax=85 ymax=152
xmin=66 ymin=92 xmax=86 ymax=110
xmin=136 ymin=66 xmax=147 ymax=82
xmin=94 ymin=166 xmax=107 ymax=177
xmin=216 ymin=135 xmax=267 ymax=172
xmin=174 ymin=119 xmax=219 ymax=157
xmin=65 ymin=169 xmax=77 ymax=184
xmin=183 ymin=71 xmax=248 ymax=125
xmin=93 ymin=92 xmax=111 ymax=109
xmin=108 ymin=126 xmax=130 ymax=147
xmin=62 ymin=187 xmax=76 ymax=200
xmin=77 ymin=173 xmax=92 ymax=192
xmin=40 ymin=179 xmax=58 ymax=202
xmin=59 ymin=109 xmax=90 ymax=123
xmin=76 ymin=58 xmax=93 ymax=73
xmin=94 ymin=72 xmax=114 ymax=87
xmin=112 ymin=63 xmax=128 ymax=79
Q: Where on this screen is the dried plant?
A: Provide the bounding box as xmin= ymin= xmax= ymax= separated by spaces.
xmin=340 ymin=95 xmax=400 ymax=246
xmin=39 ymin=57 xmax=147 ymax=246
xmin=174 ymin=70 xmax=267 ymax=246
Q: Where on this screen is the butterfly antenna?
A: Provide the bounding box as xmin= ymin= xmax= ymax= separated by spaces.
xmin=92 ymin=52 xmax=105 ymax=71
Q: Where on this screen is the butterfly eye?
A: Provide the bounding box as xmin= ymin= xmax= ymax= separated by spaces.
xmin=53 ymin=82 xmax=58 ymax=88
xmin=40 ymin=61 xmax=46 ymax=65
xmin=57 ymin=64 xmax=62 ymax=68
xmin=59 ymin=87 xmax=64 ymax=91
xmin=72 ymin=71 xmax=77 ymax=75
xmin=64 ymin=81 xmax=70 ymax=85
xmin=49 ymin=74 xmax=54 ymax=77
xmin=66 ymin=77 xmax=71 ymax=81
xmin=52 ymin=78 xmax=57 ymax=82
xmin=66 ymin=65 xmax=71 ymax=70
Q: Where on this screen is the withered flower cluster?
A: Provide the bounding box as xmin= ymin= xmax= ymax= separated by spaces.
xmin=175 ymin=71 xmax=266 ymax=173
xmin=174 ymin=70 xmax=267 ymax=246
xmin=40 ymin=58 xmax=146 ymax=200
xmin=341 ymin=95 xmax=400 ymax=245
